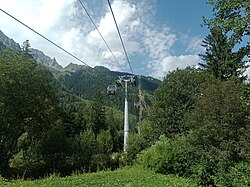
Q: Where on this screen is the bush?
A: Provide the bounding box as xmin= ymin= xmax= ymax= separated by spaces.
xmin=126 ymin=133 xmax=147 ymax=164
xmin=216 ymin=162 xmax=250 ymax=187
xmin=126 ymin=120 xmax=157 ymax=164
xmin=191 ymin=159 xmax=217 ymax=187
xmin=10 ymin=151 xmax=47 ymax=179
xmin=137 ymin=135 xmax=198 ymax=176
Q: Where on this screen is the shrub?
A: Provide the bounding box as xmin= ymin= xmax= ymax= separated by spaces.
xmin=126 ymin=133 xmax=147 ymax=164
xmin=137 ymin=135 xmax=198 ymax=176
xmin=216 ymin=162 xmax=250 ymax=187
xmin=191 ymin=159 xmax=217 ymax=187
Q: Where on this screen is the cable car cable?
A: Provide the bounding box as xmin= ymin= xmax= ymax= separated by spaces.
xmin=78 ymin=0 xmax=125 ymax=72
xmin=0 ymin=8 xmax=134 ymax=98
xmin=107 ymin=0 xmax=134 ymax=74
xmin=0 ymin=8 xmax=102 ymax=73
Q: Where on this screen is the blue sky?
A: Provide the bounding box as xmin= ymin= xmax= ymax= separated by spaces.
xmin=156 ymin=1 xmax=212 ymax=35
xmin=0 ymin=0 xmax=213 ymax=79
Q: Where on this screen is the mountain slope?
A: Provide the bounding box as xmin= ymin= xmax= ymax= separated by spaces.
xmin=0 ymin=30 xmax=161 ymax=113
xmin=0 ymin=30 xmax=21 ymax=51
xmin=0 ymin=30 xmax=62 ymax=70
xmin=30 ymin=48 xmax=62 ymax=70
xmin=56 ymin=66 xmax=161 ymax=113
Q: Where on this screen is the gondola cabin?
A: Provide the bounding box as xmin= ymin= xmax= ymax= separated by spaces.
xmin=107 ymin=85 xmax=117 ymax=95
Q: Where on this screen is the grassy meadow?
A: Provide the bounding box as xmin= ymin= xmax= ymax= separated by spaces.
xmin=0 ymin=166 xmax=197 ymax=187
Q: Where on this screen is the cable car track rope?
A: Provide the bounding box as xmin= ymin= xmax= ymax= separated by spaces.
xmin=0 ymin=8 xmax=99 ymax=72
xmin=0 ymin=6 xmax=135 ymax=76
xmin=78 ymin=0 xmax=125 ymax=72
xmin=107 ymin=0 xmax=134 ymax=74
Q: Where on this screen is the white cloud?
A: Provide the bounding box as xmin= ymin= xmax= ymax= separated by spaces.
xmin=183 ymin=35 xmax=205 ymax=54
xmin=0 ymin=0 xmax=205 ymax=78
xmin=148 ymin=55 xmax=201 ymax=79
xmin=143 ymin=27 xmax=177 ymax=60
xmin=0 ymin=0 xmax=78 ymax=65
xmin=0 ymin=0 xmax=75 ymax=36
xmin=77 ymin=0 xmax=142 ymax=70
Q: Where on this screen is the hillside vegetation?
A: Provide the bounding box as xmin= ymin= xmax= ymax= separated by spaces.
xmin=56 ymin=65 xmax=160 ymax=113
xmin=0 ymin=166 xmax=197 ymax=187
xmin=1 ymin=1 xmax=250 ymax=186
xmin=0 ymin=46 xmax=137 ymax=178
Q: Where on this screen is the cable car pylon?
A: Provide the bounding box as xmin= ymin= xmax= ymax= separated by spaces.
xmin=111 ymin=75 xmax=136 ymax=152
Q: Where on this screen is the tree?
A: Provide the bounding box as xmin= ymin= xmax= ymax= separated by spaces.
xmin=185 ymin=79 xmax=250 ymax=185
xmin=38 ymin=124 xmax=70 ymax=173
xmin=0 ymin=47 xmax=59 ymax=176
xmin=147 ymin=68 xmax=211 ymax=140
xmin=202 ymin=1 xmax=250 ymax=82
xmin=21 ymin=40 xmax=31 ymax=54
xmin=93 ymin=130 xmax=113 ymax=170
xmin=204 ymin=0 xmax=250 ymax=44
xmin=79 ymin=92 xmax=106 ymax=135
xmin=71 ymin=129 xmax=96 ymax=172
xmin=105 ymin=108 xmax=123 ymax=152
xmin=188 ymin=80 xmax=250 ymax=162
xmin=199 ymin=27 xmax=249 ymax=81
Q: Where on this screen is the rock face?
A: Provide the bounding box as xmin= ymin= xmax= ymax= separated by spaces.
xmin=0 ymin=30 xmax=21 ymax=51
xmin=30 ymin=48 xmax=62 ymax=70
xmin=0 ymin=30 xmax=62 ymax=70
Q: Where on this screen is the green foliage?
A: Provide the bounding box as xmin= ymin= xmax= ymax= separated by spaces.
xmin=138 ymin=78 xmax=250 ymax=185
xmin=199 ymin=27 xmax=248 ymax=81
xmin=93 ymin=130 xmax=114 ymax=171
xmin=74 ymin=92 xmax=107 ymax=135
xmin=186 ymin=80 xmax=250 ymax=161
xmin=38 ymin=124 xmax=70 ymax=173
xmin=126 ymin=120 xmax=156 ymax=164
xmin=89 ymin=92 xmax=107 ymax=134
xmin=105 ymin=108 xmax=124 ymax=152
xmin=70 ymin=129 xmax=96 ymax=172
xmin=137 ymin=135 xmax=198 ymax=177
xmin=57 ymin=67 xmax=161 ymax=113
xmin=0 ymin=45 xmax=137 ymax=178
xmin=216 ymin=162 xmax=250 ymax=187
xmin=0 ymin=166 xmax=198 ymax=187
xmin=96 ymin=130 xmax=113 ymax=154
xmin=202 ymin=0 xmax=250 ymax=83
xmin=185 ymin=80 xmax=250 ymax=185
xmin=126 ymin=133 xmax=146 ymax=164
xmin=21 ymin=40 xmax=31 ymax=53
xmin=204 ymin=0 xmax=250 ymax=44
xmin=191 ymin=159 xmax=217 ymax=187
xmin=148 ymin=67 xmax=210 ymax=140
xmin=0 ymin=47 xmax=59 ymax=177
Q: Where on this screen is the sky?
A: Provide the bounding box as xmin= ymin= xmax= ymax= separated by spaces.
xmin=0 ymin=0 xmax=213 ymax=79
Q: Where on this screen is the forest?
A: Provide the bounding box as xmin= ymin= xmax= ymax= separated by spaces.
xmin=0 ymin=0 xmax=250 ymax=186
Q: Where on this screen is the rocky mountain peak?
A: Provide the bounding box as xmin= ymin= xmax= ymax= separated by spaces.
xmin=0 ymin=30 xmax=21 ymax=51
xmin=0 ymin=30 xmax=63 ymax=70
xmin=30 ymin=48 xmax=62 ymax=70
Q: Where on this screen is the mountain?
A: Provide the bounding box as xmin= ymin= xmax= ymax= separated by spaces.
xmin=0 ymin=30 xmax=162 ymax=112
xmin=0 ymin=30 xmax=21 ymax=51
xmin=30 ymin=48 xmax=62 ymax=70
xmin=63 ymin=62 xmax=87 ymax=72
xmin=0 ymin=30 xmax=62 ymax=70
xmin=56 ymin=66 xmax=161 ymax=112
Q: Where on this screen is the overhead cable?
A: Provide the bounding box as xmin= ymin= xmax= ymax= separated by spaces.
xmin=107 ymin=0 xmax=134 ymax=74
xmin=78 ymin=0 xmax=125 ymax=72
xmin=0 ymin=8 xmax=93 ymax=69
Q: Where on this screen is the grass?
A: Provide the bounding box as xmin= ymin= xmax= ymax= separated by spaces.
xmin=0 ymin=166 xmax=197 ymax=187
